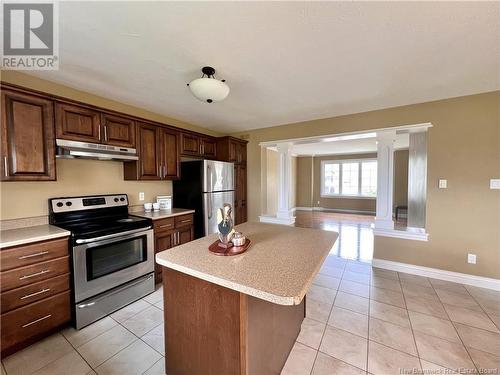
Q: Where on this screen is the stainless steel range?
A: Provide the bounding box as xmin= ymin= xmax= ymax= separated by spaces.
xmin=49 ymin=194 xmax=155 ymax=329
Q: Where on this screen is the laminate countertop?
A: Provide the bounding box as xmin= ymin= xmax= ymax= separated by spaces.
xmin=130 ymin=208 xmax=195 ymax=220
xmin=156 ymin=222 xmax=338 ymax=305
xmin=0 ymin=225 xmax=71 ymax=249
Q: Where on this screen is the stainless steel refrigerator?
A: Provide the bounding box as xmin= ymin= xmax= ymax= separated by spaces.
xmin=173 ymin=160 xmax=234 ymax=239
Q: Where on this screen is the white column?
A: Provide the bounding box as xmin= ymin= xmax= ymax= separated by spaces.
xmin=375 ymin=130 xmax=396 ymax=230
xmin=275 ymin=142 xmax=295 ymax=223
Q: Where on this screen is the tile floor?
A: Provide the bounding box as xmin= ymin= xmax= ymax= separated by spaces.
xmin=282 ymin=256 xmax=500 ymax=375
xmin=2 ymin=212 xmax=499 ymax=375
xmin=1 ymin=286 xmax=166 ymax=375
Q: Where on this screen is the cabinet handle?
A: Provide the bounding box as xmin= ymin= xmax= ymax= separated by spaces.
xmin=18 ymin=251 xmax=49 ymax=260
xmin=77 ymin=302 xmax=96 ymax=309
xmin=162 ymin=165 xmax=166 ymax=179
xmin=177 ymin=232 xmax=180 ymax=245
xmin=104 ymin=125 xmax=108 ymax=142
xmin=98 ymin=125 xmax=101 ymax=141
xmin=20 ymin=288 xmax=51 ymax=300
xmin=180 ymin=219 xmax=191 ymax=223
xmin=19 ymin=269 xmax=50 ymax=280
xmin=3 ymin=156 xmax=8 ymax=177
xmin=22 ymin=314 xmax=52 ymax=328
xmin=159 ymin=223 xmax=173 ymax=229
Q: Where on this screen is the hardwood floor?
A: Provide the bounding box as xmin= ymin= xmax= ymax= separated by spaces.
xmin=294 ymin=211 xmax=375 ymax=263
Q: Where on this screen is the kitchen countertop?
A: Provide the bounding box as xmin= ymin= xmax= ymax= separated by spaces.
xmin=156 ymin=222 xmax=338 ymax=305
xmin=130 ymin=208 xmax=195 ymax=220
xmin=0 ymin=224 xmax=71 ymax=249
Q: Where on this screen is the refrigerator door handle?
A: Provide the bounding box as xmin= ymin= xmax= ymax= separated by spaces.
xmin=208 ymin=193 xmax=212 ymax=219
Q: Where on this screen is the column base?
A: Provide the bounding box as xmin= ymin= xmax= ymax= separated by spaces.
xmin=259 ymin=215 xmax=296 ymax=225
xmin=374 ymin=218 xmax=394 ymax=230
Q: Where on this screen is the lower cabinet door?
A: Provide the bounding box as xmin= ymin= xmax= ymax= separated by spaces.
xmin=178 ymin=226 xmax=193 ymax=245
xmin=154 ymin=231 xmax=174 ymax=283
xmin=1 ymin=290 xmax=70 ymax=356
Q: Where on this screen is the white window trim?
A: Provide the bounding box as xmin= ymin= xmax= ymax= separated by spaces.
xmin=320 ymin=158 xmax=377 ymax=199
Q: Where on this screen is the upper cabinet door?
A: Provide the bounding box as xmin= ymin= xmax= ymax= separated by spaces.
xmin=201 ymin=138 xmax=217 ymax=158
xmin=1 ymin=90 xmax=56 ymax=181
xmin=136 ymin=122 xmax=161 ymax=180
xmin=101 ymin=113 xmax=135 ymax=148
xmin=238 ymin=142 xmax=247 ymax=164
xmin=180 ymin=133 xmax=200 ymax=156
xmin=55 ymin=102 xmax=101 ymax=143
xmin=161 ymin=128 xmax=180 ymax=179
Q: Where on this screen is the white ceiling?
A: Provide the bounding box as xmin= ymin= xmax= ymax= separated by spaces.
xmin=29 ymin=2 xmax=499 ymax=133
xmin=288 ymin=133 xmax=409 ymax=156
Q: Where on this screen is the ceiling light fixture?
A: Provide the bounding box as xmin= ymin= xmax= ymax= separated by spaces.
xmin=187 ymin=66 xmax=229 ymax=103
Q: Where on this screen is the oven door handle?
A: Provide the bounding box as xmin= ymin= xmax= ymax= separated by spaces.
xmin=75 ymin=227 xmax=152 ymax=244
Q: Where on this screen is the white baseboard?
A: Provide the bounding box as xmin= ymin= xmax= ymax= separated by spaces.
xmin=258 ymin=215 xmax=295 ymax=225
xmin=372 ymin=258 xmax=500 ymax=291
xmin=313 ymin=207 xmax=375 ymax=215
xmin=294 ymin=207 xmax=313 ymax=211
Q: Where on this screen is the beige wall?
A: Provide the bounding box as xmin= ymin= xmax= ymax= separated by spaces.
xmin=296 ymin=157 xmax=313 ymax=208
xmin=235 ymin=91 xmax=500 ymax=279
xmin=0 ymin=71 xmax=222 ymax=220
xmin=394 ymin=150 xmax=409 ymax=208
xmin=265 ymin=149 xmax=278 ymax=215
xmin=1 ymin=159 xmax=172 ymax=220
xmin=295 ymin=151 xmax=409 ymax=214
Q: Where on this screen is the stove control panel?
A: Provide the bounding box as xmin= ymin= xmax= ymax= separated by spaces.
xmin=50 ymin=194 xmax=129 ymax=213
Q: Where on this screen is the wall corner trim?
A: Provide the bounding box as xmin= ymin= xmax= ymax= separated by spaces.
xmin=372 ymin=258 xmax=500 ymax=291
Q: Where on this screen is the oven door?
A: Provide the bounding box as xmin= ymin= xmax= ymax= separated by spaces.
xmin=73 ymin=228 xmax=154 ymax=303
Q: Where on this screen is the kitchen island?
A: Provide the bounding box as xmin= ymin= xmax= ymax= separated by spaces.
xmin=155 ymin=222 xmax=338 ymax=375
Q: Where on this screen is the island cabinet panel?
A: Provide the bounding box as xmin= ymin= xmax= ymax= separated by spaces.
xmin=100 ymin=113 xmax=136 ymax=148
xmin=162 ymin=268 xmax=305 ymax=375
xmin=55 ymin=102 xmax=101 ymax=143
xmin=1 ymin=89 xmax=56 ymax=181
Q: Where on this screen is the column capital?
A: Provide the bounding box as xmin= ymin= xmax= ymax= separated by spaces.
xmin=376 ymin=130 xmax=397 ymax=142
xmin=275 ymin=142 xmax=293 ymax=154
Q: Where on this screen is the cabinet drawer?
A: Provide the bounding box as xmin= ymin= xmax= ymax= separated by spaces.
xmin=1 ymin=274 xmax=70 ymax=313
xmin=0 ymin=238 xmax=68 ymax=272
xmin=175 ymin=214 xmax=193 ymax=228
xmin=1 ymin=291 xmax=70 ymax=354
xmin=153 ymin=218 xmax=175 ymax=233
xmin=0 ymin=256 xmax=69 ymax=292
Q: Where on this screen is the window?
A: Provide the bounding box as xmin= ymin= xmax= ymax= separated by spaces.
xmin=321 ymin=159 xmax=377 ymax=198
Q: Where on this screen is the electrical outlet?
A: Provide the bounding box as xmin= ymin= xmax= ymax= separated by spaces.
xmin=490 ymin=179 xmax=500 ymax=189
xmin=467 ymin=253 xmax=476 ymax=264
xmin=139 ymin=192 xmax=145 ymax=201
xmin=438 ymin=179 xmax=447 ymax=189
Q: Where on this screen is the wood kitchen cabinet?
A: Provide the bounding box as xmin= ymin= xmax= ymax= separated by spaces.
xmin=0 ymin=237 xmax=71 ymax=357
xmin=55 ymin=102 xmax=101 ymax=143
xmin=160 ymin=128 xmax=180 ymax=179
xmin=216 ymin=136 xmax=247 ymax=164
xmin=124 ymin=122 xmax=179 ymax=180
xmin=235 ymin=163 xmax=247 ymax=224
xmin=1 ymin=89 xmax=56 ymax=181
xmin=217 ymin=137 xmax=248 ymax=224
xmin=56 ymin=102 xmax=137 ymax=148
xmin=152 ymin=214 xmax=194 ymax=283
xmin=180 ymin=132 xmax=217 ymax=159
xmin=100 ymin=113 xmax=136 ymax=148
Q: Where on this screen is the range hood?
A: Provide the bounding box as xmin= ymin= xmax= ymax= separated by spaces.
xmin=56 ymin=139 xmax=139 ymax=161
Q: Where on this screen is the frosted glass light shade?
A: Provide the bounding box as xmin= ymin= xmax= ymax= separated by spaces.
xmin=188 ymin=77 xmax=230 ymax=103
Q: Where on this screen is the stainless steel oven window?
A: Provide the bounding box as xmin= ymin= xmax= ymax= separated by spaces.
xmin=86 ymin=235 xmax=148 ymax=280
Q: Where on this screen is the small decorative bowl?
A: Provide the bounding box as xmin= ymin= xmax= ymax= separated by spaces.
xmin=232 ymin=232 xmax=246 ymax=247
